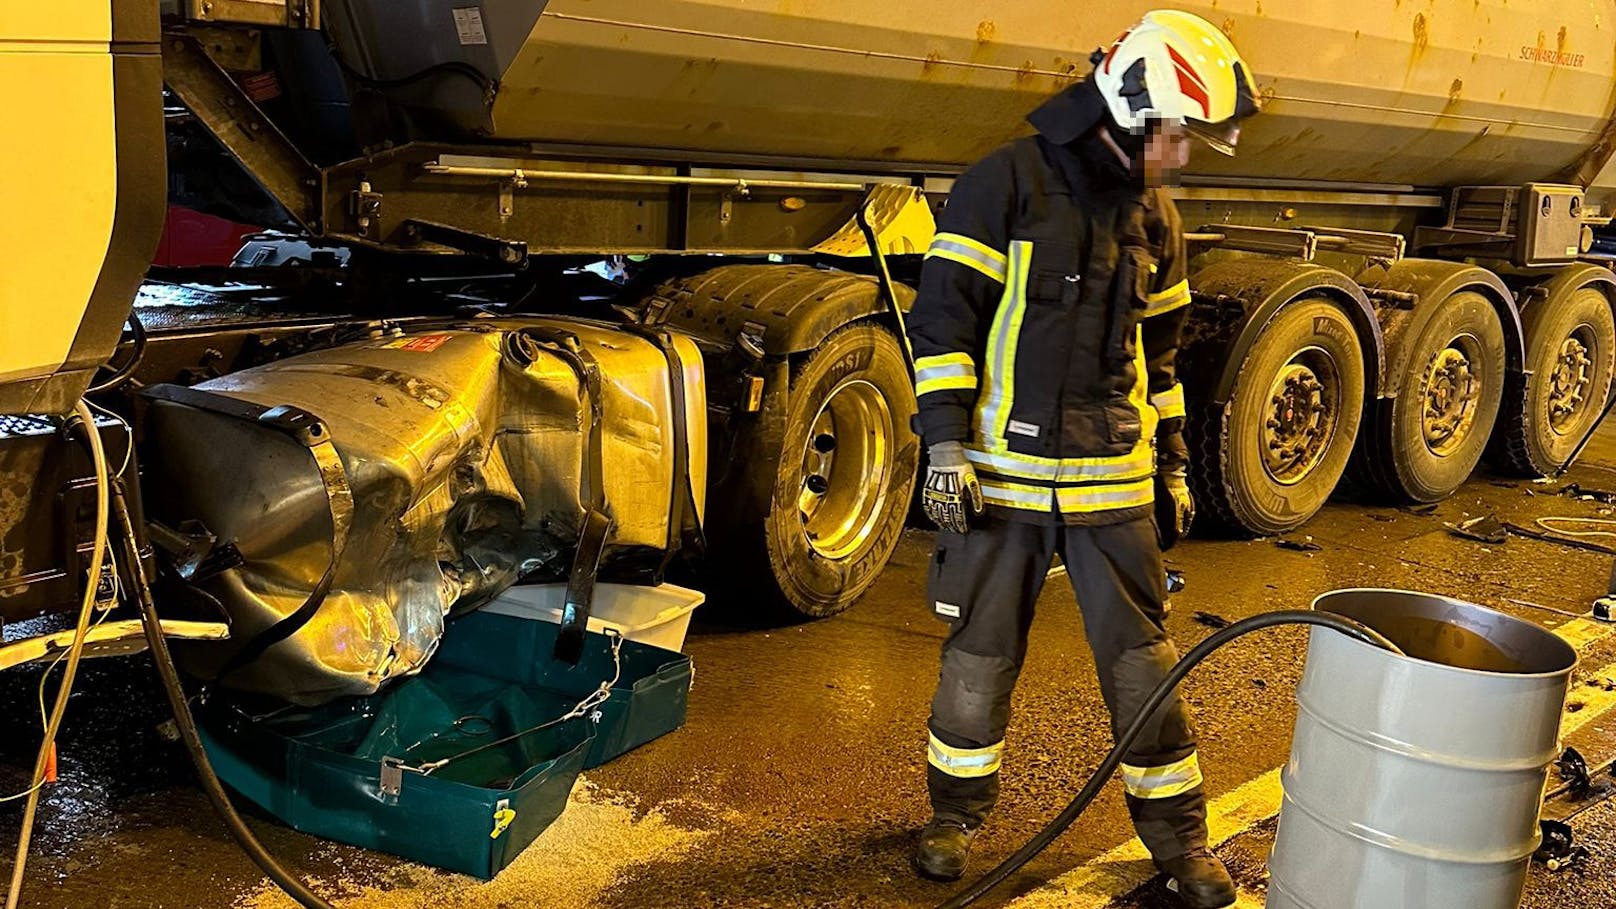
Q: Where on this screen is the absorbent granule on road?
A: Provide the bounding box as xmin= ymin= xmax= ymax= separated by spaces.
xmin=238 ymin=777 xmax=710 ymax=909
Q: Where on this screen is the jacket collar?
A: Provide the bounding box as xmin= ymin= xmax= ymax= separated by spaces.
xmin=1028 ymin=79 xmax=1152 ymax=205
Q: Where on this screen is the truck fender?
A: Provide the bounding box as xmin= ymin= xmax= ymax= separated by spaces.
xmin=638 ymin=263 xmax=918 ymax=538
xmin=642 ymin=264 xmax=913 ymax=357
xmin=1355 ymin=258 xmax=1524 ymax=385
xmin=1513 ymin=262 xmax=1616 ymax=320
xmin=1181 ymin=258 xmax=1385 ymax=405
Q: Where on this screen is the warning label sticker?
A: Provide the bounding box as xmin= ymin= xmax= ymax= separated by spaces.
xmin=379 ymin=334 xmax=453 ymax=353
xmin=452 ymin=7 xmax=488 ymax=46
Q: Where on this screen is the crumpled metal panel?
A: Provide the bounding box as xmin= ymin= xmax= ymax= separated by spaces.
xmin=143 ymin=318 xmax=705 ymax=705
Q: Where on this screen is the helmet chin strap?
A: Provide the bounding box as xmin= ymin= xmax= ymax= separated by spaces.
xmin=1097 ymin=123 xmax=1142 ymax=169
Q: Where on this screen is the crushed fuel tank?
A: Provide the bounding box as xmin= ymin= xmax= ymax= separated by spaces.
xmin=142 ymin=318 xmax=706 ymax=705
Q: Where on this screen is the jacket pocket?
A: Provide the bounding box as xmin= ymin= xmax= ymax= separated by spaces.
xmin=1060 ymin=401 xmax=1142 ymax=457
xmin=1004 ymin=242 xmax=1081 ymax=457
xmin=1106 ymin=246 xmax=1154 ymax=365
xmin=927 ymin=532 xmax=971 ymax=625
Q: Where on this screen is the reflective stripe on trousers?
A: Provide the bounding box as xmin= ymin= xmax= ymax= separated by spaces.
xmin=1122 ymin=752 xmax=1204 ymax=799
xmin=928 ymin=732 xmax=1004 ymax=779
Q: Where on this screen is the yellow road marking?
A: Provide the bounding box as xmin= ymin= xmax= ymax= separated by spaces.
xmin=1550 ymin=617 xmax=1614 ymax=654
xmin=1564 ymin=657 xmax=1616 ymax=738
xmin=1008 ymin=619 xmax=1616 ymax=908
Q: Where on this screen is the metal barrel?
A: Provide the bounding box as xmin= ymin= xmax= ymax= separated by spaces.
xmin=1268 ymin=589 xmax=1578 ymax=909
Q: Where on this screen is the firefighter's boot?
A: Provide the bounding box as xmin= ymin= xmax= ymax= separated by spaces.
xmin=1156 ymin=848 xmax=1236 ymax=908
xmin=914 ymin=817 xmax=977 ymax=882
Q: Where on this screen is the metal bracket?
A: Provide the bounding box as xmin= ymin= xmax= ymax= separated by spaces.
xmin=400 ymin=220 xmax=528 ymax=266
xmin=349 ymin=181 xmax=383 ymax=237
xmin=1301 ymin=226 xmax=1406 ymax=262
xmin=380 ymin=757 xmax=404 ymax=798
xmin=162 ymin=30 xmax=322 ymax=229
xmin=1191 ymin=225 xmax=1320 ymax=260
xmin=185 ymin=0 xmax=320 ymax=28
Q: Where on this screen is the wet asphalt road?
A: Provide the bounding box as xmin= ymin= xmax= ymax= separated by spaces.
xmin=6 ymin=431 xmax=1616 ymax=908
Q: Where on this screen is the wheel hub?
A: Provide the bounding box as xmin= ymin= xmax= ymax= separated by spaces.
xmin=1548 ymin=330 xmax=1595 ymax=431
xmin=1422 ymin=341 xmax=1482 ymax=456
xmin=1261 ymin=352 xmax=1339 ymax=486
xmin=797 ymin=379 xmax=893 ymax=560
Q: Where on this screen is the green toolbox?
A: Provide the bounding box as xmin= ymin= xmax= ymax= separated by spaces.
xmin=197 ymin=609 xmax=693 ymax=879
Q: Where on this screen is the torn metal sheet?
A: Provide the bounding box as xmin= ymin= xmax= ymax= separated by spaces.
xmin=143 ymin=318 xmax=705 ymax=704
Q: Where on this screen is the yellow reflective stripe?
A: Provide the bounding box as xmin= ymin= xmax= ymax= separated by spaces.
xmin=978 ymin=477 xmax=1053 ymax=511
xmin=915 ymin=354 xmax=977 ymax=399
xmin=915 ymin=353 xmax=975 ymax=372
xmin=927 ymin=733 xmax=1004 ymax=779
xmin=1150 ymin=383 xmax=1187 ymax=420
xmin=926 ymin=232 xmax=1009 ymax=283
xmin=1131 ymin=325 xmax=1157 ymax=446
xmin=1143 ymin=279 xmax=1191 ymax=317
xmin=1056 ymin=478 xmax=1154 ymax=513
xmin=974 ymin=240 xmax=1031 ymax=444
xmin=964 ymin=443 xmax=1155 ymax=483
xmin=917 ymin=374 xmax=978 ymax=397
xmin=1121 ymin=753 xmax=1204 ymax=799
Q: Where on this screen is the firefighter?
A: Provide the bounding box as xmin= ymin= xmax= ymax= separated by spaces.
xmin=907 ymin=11 xmax=1261 ymax=907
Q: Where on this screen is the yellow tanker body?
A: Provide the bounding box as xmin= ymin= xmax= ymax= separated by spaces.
xmin=335 ymin=1 xmax=1616 ymax=204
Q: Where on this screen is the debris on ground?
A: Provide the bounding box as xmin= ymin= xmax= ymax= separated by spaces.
xmin=1400 ymin=503 xmax=1439 ymax=516
xmin=1366 ymin=513 xmax=1396 ymax=523
xmin=1193 ymin=611 xmax=1232 ymax=630
xmin=1560 ymin=748 xmax=1594 ymax=797
xmin=1534 ymin=819 xmax=1593 ymax=872
xmin=1504 ymin=523 xmax=1616 ymax=556
xmin=1563 ymin=483 xmax=1616 ymax=505
xmin=1448 ymin=514 xmax=1507 ymax=544
xmin=1274 ymin=538 xmax=1322 ymax=553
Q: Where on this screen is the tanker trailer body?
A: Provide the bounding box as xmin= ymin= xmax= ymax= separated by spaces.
xmin=405 ymin=0 xmax=1613 ymax=533
xmin=11 ymin=1 xmax=1616 ymax=665
xmin=323 ymin=0 xmax=1616 ymax=533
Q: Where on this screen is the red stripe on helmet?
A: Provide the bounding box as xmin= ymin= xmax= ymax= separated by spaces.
xmin=1104 ymin=28 xmax=1134 ymax=74
xmin=1166 ymin=46 xmax=1211 ymax=117
xmin=1166 ymin=45 xmax=1209 ymax=91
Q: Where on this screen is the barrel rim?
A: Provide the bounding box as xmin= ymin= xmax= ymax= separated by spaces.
xmin=1309 ymin=587 xmax=1579 ymax=680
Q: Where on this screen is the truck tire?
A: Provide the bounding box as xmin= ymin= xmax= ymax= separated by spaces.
xmin=1191 ymin=297 xmax=1366 ymax=535
xmin=1362 ymin=291 xmax=1506 ymax=502
xmin=1497 ymin=286 xmax=1615 ymax=475
xmin=724 ymin=322 xmax=919 ymax=619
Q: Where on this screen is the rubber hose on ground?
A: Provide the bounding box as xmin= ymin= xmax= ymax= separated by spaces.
xmin=115 ymin=480 xmax=341 ymax=909
xmin=936 ymin=610 xmax=1403 ymax=909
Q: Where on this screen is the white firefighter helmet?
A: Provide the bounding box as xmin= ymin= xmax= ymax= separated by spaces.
xmin=1093 ymin=10 xmax=1261 ymax=154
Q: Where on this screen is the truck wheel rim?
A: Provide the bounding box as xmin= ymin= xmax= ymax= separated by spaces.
xmin=797 ymin=378 xmax=893 ymax=560
xmin=1548 ymin=327 xmax=1595 ymax=435
xmin=1422 ymin=336 xmax=1483 ymax=456
xmin=1261 ymin=347 xmax=1340 ymax=486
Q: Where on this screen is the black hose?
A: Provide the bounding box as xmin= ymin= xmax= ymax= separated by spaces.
xmin=328 ymin=47 xmax=494 ymax=96
xmin=1553 ymin=374 xmax=1616 ymax=479
xmin=936 ymin=609 xmax=1403 ymax=909
xmin=113 ymin=480 xmax=339 ymax=909
xmin=87 ymin=312 xmax=146 ymax=395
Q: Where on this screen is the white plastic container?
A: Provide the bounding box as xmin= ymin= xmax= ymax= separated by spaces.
xmin=481 ymin=582 xmax=704 ymax=653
